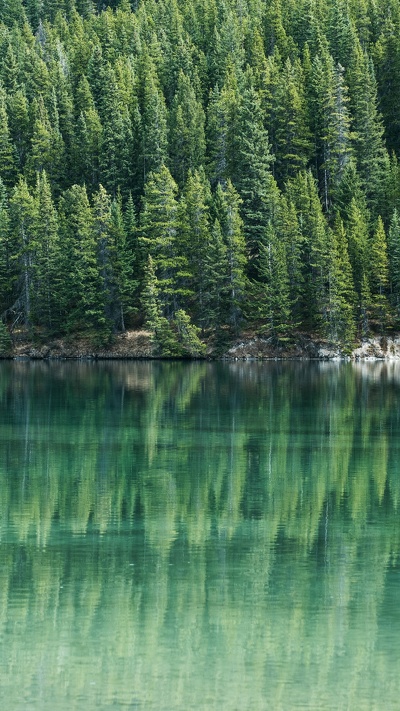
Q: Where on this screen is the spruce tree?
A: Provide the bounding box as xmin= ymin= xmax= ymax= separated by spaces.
xmin=388 ymin=209 xmax=400 ymax=321
xmin=9 ymin=177 xmax=36 ymax=328
xmin=229 ymin=72 xmax=279 ymax=269
xmin=140 ymin=165 xmax=188 ymax=319
xmin=327 ymin=215 xmax=356 ymax=344
xmin=369 ymin=215 xmax=390 ymax=333
xmin=168 ymin=70 xmax=206 ymax=187
xmin=58 ymin=184 xmax=107 ymax=338
xmin=180 ymin=167 xmax=212 ymax=326
xmin=251 ymin=222 xmax=292 ymax=343
xmin=214 ymin=180 xmax=247 ymax=334
xmin=32 ymin=171 xmax=61 ymax=332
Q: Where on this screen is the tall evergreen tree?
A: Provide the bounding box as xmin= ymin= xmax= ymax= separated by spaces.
xmin=168 ymin=70 xmax=206 ymax=187
xmin=250 ymin=221 xmax=292 ymax=342
xmin=32 ymin=171 xmax=61 ymax=331
xmin=9 ymin=177 xmax=36 ymax=327
xmin=369 ymin=215 xmax=390 ymax=332
xmin=140 ymin=165 xmax=188 ymax=319
xmin=58 ymin=184 xmax=107 ymax=337
xmin=388 ymin=209 xmax=400 ymax=321
xmin=214 ymin=180 xmax=247 ymax=334
xmin=179 ymin=167 xmax=212 ymax=325
xmin=229 ymin=72 xmax=279 ymax=269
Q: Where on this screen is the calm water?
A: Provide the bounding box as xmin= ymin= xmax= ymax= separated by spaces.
xmin=0 ymin=360 xmax=399 ymax=710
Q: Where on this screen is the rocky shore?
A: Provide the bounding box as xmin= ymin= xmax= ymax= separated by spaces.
xmin=3 ymin=330 xmax=400 ymax=361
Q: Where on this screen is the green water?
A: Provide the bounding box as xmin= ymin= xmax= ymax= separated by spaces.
xmin=0 ymin=360 xmax=399 ymax=710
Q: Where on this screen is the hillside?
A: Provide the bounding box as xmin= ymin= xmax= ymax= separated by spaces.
xmin=1 ymin=0 xmax=400 ymax=356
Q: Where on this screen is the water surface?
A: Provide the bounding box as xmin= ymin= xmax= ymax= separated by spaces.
xmin=0 ymin=361 xmax=399 ymax=710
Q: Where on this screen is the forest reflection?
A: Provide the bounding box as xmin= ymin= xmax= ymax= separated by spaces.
xmin=0 ymin=361 xmax=399 ymax=710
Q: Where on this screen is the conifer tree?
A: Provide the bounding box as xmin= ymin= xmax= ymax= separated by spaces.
xmin=369 ymin=215 xmax=390 ymax=332
xmin=180 ymin=167 xmax=212 ymax=326
xmin=58 ymin=184 xmax=107 ymax=337
xmin=9 ymin=177 xmax=36 ymax=327
xmin=345 ymin=196 xmax=370 ymax=297
xmin=92 ymin=184 xmax=118 ymax=331
xmin=286 ymin=171 xmax=331 ymax=333
xmin=0 ymin=179 xmax=13 ymax=317
xmin=136 ymin=51 xmax=168 ymax=188
xmin=251 ymin=222 xmax=292 ymax=342
xmin=141 ymin=254 xmax=181 ymax=356
xmin=168 ymin=70 xmax=206 ymax=187
xmin=229 ymin=72 xmax=279 ymax=268
xmin=388 ymin=209 xmax=400 ymax=320
xmin=214 ymin=180 xmax=247 ymax=334
xmin=0 ymin=93 xmax=16 ymax=188
xmin=274 ymin=58 xmax=313 ymax=185
xmin=276 ymin=195 xmax=304 ymax=328
xmin=348 ymin=43 xmax=389 ymax=214
xmin=327 ymin=215 xmax=356 ymax=344
xmin=32 ymin=171 xmax=61 ymax=331
xmin=202 ymin=217 xmax=229 ymax=334
xmin=206 ymin=63 xmax=241 ymax=187
xmin=140 ymin=165 xmax=188 ymax=319
xmin=110 ymin=193 xmax=134 ymax=330
xmin=7 ymin=89 xmax=30 ymax=172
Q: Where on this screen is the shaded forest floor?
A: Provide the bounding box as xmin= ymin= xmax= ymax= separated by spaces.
xmin=4 ymin=329 xmax=400 ymax=361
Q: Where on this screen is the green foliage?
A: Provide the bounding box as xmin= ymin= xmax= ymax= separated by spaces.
xmin=0 ymin=0 xmax=398 ymax=347
xmin=174 ymin=308 xmax=206 ymax=356
xmin=0 ymin=319 xmax=11 ymax=354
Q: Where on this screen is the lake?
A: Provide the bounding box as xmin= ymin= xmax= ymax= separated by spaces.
xmin=0 ymin=360 xmax=399 ymax=710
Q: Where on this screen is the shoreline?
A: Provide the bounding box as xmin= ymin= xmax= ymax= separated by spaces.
xmin=2 ymin=331 xmax=400 ymax=362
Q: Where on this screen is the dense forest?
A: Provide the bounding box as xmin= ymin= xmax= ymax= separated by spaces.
xmin=0 ymin=0 xmax=400 ymax=355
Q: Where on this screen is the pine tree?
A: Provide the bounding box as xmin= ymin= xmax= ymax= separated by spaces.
xmin=345 ymin=196 xmax=370 ymax=297
xmin=0 ymin=179 xmax=14 ymax=317
xmin=9 ymin=177 xmax=36 ymax=328
xmin=180 ymin=167 xmax=212 ymax=326
xmin=309 ymin=51 xmax=353 ymax=212
xmin=206 ymin=63 xmax=241 ymax=187
xmin=58 ymin=184 xmax=107 ymax=337
xmin=285 ymin=171 xmax=331 ymax=334
xmin=136 ymin=50 xmax=168 ymax=188
xmin=214 ymin=180 xmax=247 ymax=334
xmin=110 ymin=193 xmax=134 ymax=330
xmin=0 ymin=93 xmax=16 ymax=188
xmin=274 ymin=58 xmax=313 ymax=184
xmin=348 ymin=43 xmax=389 ymax=215
xmin=32 ymin=171 xmax=61 ymax=331
xmin=140 ymin=165 xmax=188 ymax=319
xmin=276 ymin=195 xmax=304 ymax=328
xmin=374 ymin=15 xmax=400 ymax=155
xmin=141 ymin=254 xmax=181 ymax=356
xmin=98 ymin=65 xmax=133 ymax=197
xmin=174 ymin=309 xmax=205 ymax=356
xmin=26 ymin=97 xmax=65 ymax=194
xmin=72 ymin=109 xmax=102 ymax=190
xmin=327 ymin=215 xmax=356 ymax=344
xmin=7 ymin=89 xmax=30 ymax=173
xmin=229 ymin=72 xmax=279 ymax=269
xmin=168 ymin=70 xmax=206 ymax=187
xmin=91 ymin=184 xmax=117 ymax=331
xmin=202 ymin=217 xmax=229 ymax=334
xmin=251 ymin=222 xmax=292 ymax=342
xmin=369 ymin=215 xmax=390 ymax=332
xmin=388 ymin=209 xmax=400 ymax=320
xmin=0 ymin=319 xmax=11 ymax=354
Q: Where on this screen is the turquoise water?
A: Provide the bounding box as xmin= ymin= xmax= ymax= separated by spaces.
xmin=0 ymin=360 xmax=399 ymax=710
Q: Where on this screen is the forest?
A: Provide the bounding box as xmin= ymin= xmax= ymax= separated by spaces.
xmin=1 ymin=0 xmax=400 ymax=355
